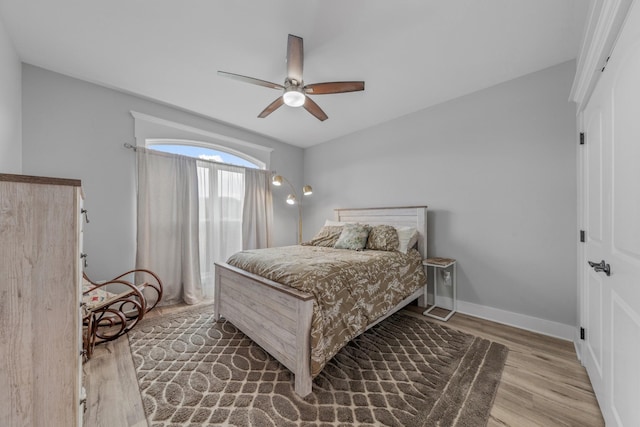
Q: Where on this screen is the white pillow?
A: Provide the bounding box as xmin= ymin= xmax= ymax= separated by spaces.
xmin=396 ymin=226 xmax=419 ymax=253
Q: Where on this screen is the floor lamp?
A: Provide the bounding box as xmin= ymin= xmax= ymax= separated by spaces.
xmin=272 ymin=175 xmax=312 ymax=243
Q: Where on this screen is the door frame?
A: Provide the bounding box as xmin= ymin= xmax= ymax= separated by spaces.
xmin=571 ymin=0 xmax=634 ymax=361
xmin=576 ymin=113 xmax=585 ymax=361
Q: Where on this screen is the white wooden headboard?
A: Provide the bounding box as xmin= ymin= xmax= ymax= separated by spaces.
xmin=334 ymin=206 xmax=428 ymax=259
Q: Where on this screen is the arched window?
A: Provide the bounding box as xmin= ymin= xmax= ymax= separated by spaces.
xmin=145 ymin=139 xmax=258 ymax=284
xmin=147 ymin=139 xmax=265 ymax=169
xmin=131 ymin=113 xmax=274 ymax=300
xmin=130 ymin=110 xmax=273 ymax=169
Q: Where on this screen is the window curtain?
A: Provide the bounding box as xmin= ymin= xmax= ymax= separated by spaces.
xmin=242 ymin=168 xmax=273 ymax=250
xmin=136 ymin=148 xmax=202 ymax=305
xmin=197 ymin=161 xmax=245 ymax=296
xmin=135 ymin=146 xmax=274 ymax=305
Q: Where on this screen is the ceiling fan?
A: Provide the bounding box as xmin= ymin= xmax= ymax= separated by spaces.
xmin=218 ymin=34 xmax=364 ymax=121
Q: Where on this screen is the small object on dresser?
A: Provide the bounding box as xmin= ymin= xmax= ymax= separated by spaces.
xmin=423 ymin=257 xmax=457 ymax=321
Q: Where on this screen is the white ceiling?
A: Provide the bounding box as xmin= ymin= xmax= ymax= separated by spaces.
xmin=0 ymin=0 xmax=588 ymax=148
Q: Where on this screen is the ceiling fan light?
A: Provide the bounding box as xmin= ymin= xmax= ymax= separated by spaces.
xmin=283 ymin=89 xmax=305 ymax=107
xmin=286 ymin=194 xmax=297 ymax=205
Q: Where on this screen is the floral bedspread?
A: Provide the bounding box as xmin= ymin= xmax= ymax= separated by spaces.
xmin=226 ymin=245 xmax=427 ymax=377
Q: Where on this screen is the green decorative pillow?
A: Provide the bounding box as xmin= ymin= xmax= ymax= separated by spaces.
xmin=301 ymin=225 xmax=344 ymax=247
xmin=366 ymin=225 xmax=400 ymax=251
xmin=334 ymin=223 xmax=371 ymax=250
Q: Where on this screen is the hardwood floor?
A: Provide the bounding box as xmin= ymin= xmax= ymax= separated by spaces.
xmin=83 ymin=303 xmax=604 ymax=426
xmin=406 ymin=307 xmax=604 ymax=426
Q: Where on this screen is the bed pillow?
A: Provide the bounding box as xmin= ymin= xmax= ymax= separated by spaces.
xmin=301 ymin=225 xmax=344 ymax=247
xmin=396 ymin=226 xmax=419 ymax=253
xmin=334 ymin=223 xmax=371 ymax=250
xmin=366 ymin=224 xmax=400 ymax=251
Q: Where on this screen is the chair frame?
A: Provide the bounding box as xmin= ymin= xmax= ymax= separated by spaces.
xmin=82 ymin=269 xmax=163 ymax=358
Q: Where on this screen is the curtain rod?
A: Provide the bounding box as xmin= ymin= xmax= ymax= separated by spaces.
xmin=123 ymin=142 xmax=274 ymax=174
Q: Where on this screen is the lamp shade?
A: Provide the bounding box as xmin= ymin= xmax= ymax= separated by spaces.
xmin=286 ymin=194 xmax=296 ymax=205
xmin=272 ymin=175 xmax=283 ymax=186
xmin=302 ymin=185 xmax=313 ymax=196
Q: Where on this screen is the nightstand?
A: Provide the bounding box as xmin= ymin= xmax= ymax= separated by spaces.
xmin=423 ymin=257 xmax=457 ymax=321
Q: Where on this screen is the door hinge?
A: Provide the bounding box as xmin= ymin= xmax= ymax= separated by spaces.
xmin=580 ymin=230 xmax=586 ymax=242
xmin=580 ymin=327 xmax=585 ymax=340
xmin=579 ymin=132 xmax=585 ymax=145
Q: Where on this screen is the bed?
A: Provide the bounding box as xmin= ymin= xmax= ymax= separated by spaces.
xmin=214 ymin=206 xmax=428 ymax=397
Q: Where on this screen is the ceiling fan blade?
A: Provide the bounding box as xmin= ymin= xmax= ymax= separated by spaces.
xmin=303 ymin=97 xmax=328 ymax=121
xmin=286 ymin=34 xmax=303 ymax=83
xmin=304 ymin=81 xmax=365 ymax=94
xmin=258 ymin=97 xmax=285 ymax=118
xmin=217 ymin=71 xmax=284 ymax=90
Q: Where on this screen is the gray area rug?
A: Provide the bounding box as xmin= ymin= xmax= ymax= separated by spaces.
xmin=129 ymin=305 xmax=508 ymax=426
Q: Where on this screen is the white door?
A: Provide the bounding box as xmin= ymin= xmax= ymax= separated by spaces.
xmin=582 ymin=75 xmax=607 ymax=410
xmin=581 ymin=1 xmax=640 ymax=425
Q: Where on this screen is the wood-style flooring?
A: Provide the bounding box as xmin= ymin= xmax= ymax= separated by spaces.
xmin=83 ymin=303 xmax=604 ymax=426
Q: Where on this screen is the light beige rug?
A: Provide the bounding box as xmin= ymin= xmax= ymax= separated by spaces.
xmin=129 ymin=305 xmax=507 ymax=426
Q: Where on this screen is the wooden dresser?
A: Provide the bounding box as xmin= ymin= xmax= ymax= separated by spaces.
xmin=0 ymin=174 xmax=85 ymax=426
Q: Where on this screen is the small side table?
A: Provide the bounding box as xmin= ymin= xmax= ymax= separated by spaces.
xmin=423 ymin=257 xmax=457 ymax=321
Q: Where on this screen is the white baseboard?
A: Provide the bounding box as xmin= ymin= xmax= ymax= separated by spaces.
xmin=574 ymin=340 xmax=583 ymax=362
xmin=573 ymin=328 xmax=584 ymax=362
xmin=456 ymin=300 xmax=576 ymax=342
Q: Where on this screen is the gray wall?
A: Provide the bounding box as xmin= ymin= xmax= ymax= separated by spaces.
xmin=21 ymin=60 xmax=578 ymax=326
xmin=304 ymin=61 xmax=578 ymax=327
xmin=22 ymin=64 xmax=303 ymax=281
xmin=0 ymin=16 xmax=21 ymax=173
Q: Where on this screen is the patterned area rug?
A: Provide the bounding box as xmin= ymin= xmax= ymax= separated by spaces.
xmin=129 ymin=305 xmax=508 ymax=426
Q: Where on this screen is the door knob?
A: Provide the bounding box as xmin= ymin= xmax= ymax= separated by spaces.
xmin=588 ymin=260 xmax=611 ymax=276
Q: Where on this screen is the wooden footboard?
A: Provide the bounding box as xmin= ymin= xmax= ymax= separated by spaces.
xmin=214 ymin=262 xmax=315 ymax=396
xmin=215 ymin=262 xmax=427 ymax=397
